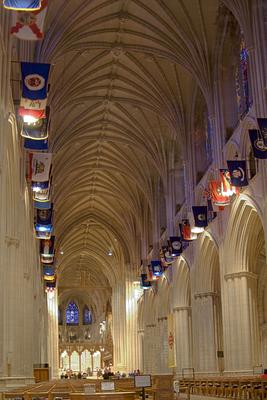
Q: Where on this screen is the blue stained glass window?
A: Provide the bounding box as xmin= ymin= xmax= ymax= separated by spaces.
xmin=83 ymin=306 xmax=92 ymax=325
xmin=66 ymin=302 xmax=79 ymax=325
xmin=235 ymin=35 xmax=251 ymax=119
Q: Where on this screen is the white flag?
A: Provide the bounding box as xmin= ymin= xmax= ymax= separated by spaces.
xmin=10 ymin=0 xmax=47 ymax=41
xmin=31 ymin=152 xmax=52 ymax=182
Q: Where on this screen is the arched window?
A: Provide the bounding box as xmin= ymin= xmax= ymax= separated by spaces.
xmin=235 ymin=35 xmax=251 ymax=119
xmin=83 ymin=306 xmax=92 ymax=325
xmin=66 ymin=302 xmax=79 ymax=325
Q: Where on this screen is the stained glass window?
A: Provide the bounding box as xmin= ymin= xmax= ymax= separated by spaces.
xmin=66 ymin=302 xmax=79 ymax=325
xmin=83 ymin=306 xmax=92 ymax=325
xmin=235 ymin=35 xmax=251 ymax=119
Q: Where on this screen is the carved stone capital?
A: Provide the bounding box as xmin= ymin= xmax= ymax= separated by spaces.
xmin=224 ymin=271 xmax=258 ymax=281
xmin=194 ymin=291 xmax=217 ymax=299
xmin=173 ymin=306 xmax=191 ymax=312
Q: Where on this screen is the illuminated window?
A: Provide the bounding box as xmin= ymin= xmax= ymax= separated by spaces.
xmin=235 ymin=35 xmax=251 ymax=119
xmin=83 ymin=306 xmax=92 ymax=325
xmin=66 ymin=302 xmax=79 ymax=325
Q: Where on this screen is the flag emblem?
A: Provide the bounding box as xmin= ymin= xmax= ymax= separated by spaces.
xmin=24 ymin=73 xmax=45 ymax=90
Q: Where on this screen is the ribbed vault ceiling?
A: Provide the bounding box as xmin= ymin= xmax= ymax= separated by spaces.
xmin=35 ymin=0 xmax=246 ymax=316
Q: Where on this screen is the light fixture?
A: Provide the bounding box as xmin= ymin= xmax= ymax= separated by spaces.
xmin=60 ymin=250 xmax=64 ymax=255
xmin=191 ymin=226 xmax=205 ymax=234
xmin=108 ymin=249 xmax=112 ymax=256
xmin=23 ymin=115 xmax=38 ymax=124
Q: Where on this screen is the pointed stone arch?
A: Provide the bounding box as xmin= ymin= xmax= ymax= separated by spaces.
xmin=222 ymin=196 xmax=266 ymax=373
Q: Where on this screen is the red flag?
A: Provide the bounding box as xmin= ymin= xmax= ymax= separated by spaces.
xmin=209 ymin=181 xmax=231 ymax=207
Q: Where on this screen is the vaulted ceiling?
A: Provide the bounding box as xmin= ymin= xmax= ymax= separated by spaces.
xmin=35 ymin=0 xmax=248 ymax=316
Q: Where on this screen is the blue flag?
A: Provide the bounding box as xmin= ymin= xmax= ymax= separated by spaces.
xmin=140 ymin=273 xmax=151 ymax=289
xmin=169 ymin=236 xmax=182 ymax=256
xmin=24 ymin=138 xmax=48 ymax=151
xmin=36 ymin=206 xmax=53 ymax=227
xmin=34 ymin=199 xmax=51 ymax=209
xmin=43 ymin=265 xmax=55 ymax=277
xmin=257 ymin=118 xmax=267 ymax=147
xmin=192 ymin=206 xmax=208 ymax=228
xmin=21 ymin=62 xmax=50 ymax=100
xmin=227 ymin=160 xmax=248 ymax=187
xmin=3 ymin=0 xmax=41 ymax=10
xmin=151 ymin=260 xmax=163 ymax=277
xmin=21 ymin=116 xmax=48 ymax=140
xmin=249 ymin=129 xmax=267 ymax=159
xmin=32 ymin=180 xmax=49 ymax=192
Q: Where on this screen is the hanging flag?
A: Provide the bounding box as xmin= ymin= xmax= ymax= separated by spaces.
xmin=11 ymin=0 xmax=48 ymax=40
xmin=209 ymin=181 xmax=231 ymax=207
xmin=20 ymin=97 xmax=47 ymax=110
xmin=179 ymin=219 xmax=197 ymax=241
xmin=43 ymin=265 xmax=55 ymax=281
xmin=220 ymin=169 xmax=238 ymax=196
xmin=249 ymin=129 xmax=267 ymax=159
xmin=34 ymin=199 xmax=51 ymax=209
xmin=227 ymin=160 xmax=248 ymax=187
xmin=21 ymin=114 xmax=48 ymax=139
xmin=32 ymin=180 xmax=49 ymax=192
xmin=140 ymin=273 xmax=151 ymax=289
xmin=3 ymin=0 xmax=41 ymax=10
xmin=41 ymin=254 xmax=54 ymax=264
xmin=19 ymin=107 xmax=46 ymax=119
xmin=21 ymin=61 xmax=50 ymax=100
xmin=24 ymin=137 xmax=48 ymax=151
xmin=30 ymin=152 xmax=52 ymax=182
xmin=161 ymin=245 xmax=174 ymax=265
xmin=35 ymin=230 xmax=51 ymax=239
xmin=151 ymin=260 xmax=163 ymax=277
xmin=33 ymin=187 xmax=50 ymax=202
xmin=257 ymin=118 xmax=267 ymax=147
xmin=167 ymin=314 xmax=176 ymax=368
xmin=40 ymin=236 xmax=54 ymax=256
xmin=169 ymin=236 xmax=183 ymax=256
xmin=207 ymin=198 xmax=217 ymax=222
xmin=36 ymin=206 xmax=52 ymax=226
xmin=192 ymin=206 xmax=208 ymax=228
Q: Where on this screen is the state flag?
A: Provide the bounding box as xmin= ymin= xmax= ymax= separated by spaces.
xmin=257 ymin=118 xmax=267 ymax=147
xmin=40 ymin=236 xmax=54 ymax=256
xmin=227 ymin=160 xmax=248 ymax=187
xmin=169 ymin=236 xmax=183 ymax=256
xmin=151 ymin=260 xmax=163 ymax=277
xmin=209 ymin=181 xmax=231 ymax=207
xmin=21 ymin=117 xmax=48 ymax=140
xmin=3 ymin=0 xmax=41 ymax=10
xmin=21 ymin=61 xmax=50 ymax=100
xmin=24 ymin=137 xmax=48 ymax=151
xmin=249 ymin=129 xmax=267 ymax=159
xmin=140 ymin=273 xmax=151 ymax=289
xmin=179 ymin=219 xmax=197 ymax=241
xmin=10 ymin=0 xmax=48 ymax=40
xmin=33 ymin=199 xmax=51 ymax=209
xmin=30 ymin=152 xmax=52 ymax=182
xmin=192 ymin=206 xmax=208 ymax=228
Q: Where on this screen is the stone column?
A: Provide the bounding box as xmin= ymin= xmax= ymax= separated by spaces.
xmin=125 ymin=275 xmax=139 ymax=372
xmin=157 ymin=317 xmax=169 ymax=373
xmin=173 ymin=306 xmax=192 ymax=376
xmin=47 ymin=289 xmax=59 ymax=379
xmin=222 ymin=271 xmax=260 ymax=373
xmin=112 ymin=280 xmax=126 ymax=371
xmin=192 ymin=292 xmax=219 ymax=374
xmin=137 ymin=329 xmax=144 ymax=372
xmin=90 ymin=352 xmax=94 ymax=374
